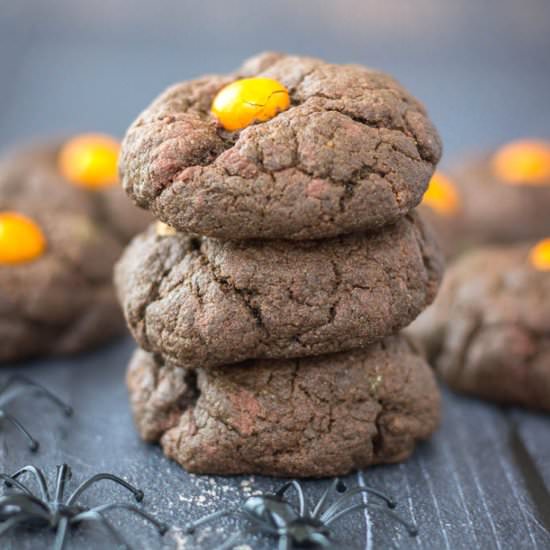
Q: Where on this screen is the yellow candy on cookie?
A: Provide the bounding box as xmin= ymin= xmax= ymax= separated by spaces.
xmin=211 ymin=77 xmax=290 ymax=132
xmin=58 ymin=133 xmax=120 ymax=189
xmin=422 ymin=171 xmax=461 ymax=216
xmin=529 ymin=238 xmax=550 ymax=271
xmin=0 ymin=211 xmax=46 ymax=264
xmin=492 ymin=139 xmax=550 ymax=185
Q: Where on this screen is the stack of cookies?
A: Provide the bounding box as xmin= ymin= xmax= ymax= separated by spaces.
xmin=115 ymin=53 xmax=444 ymax=477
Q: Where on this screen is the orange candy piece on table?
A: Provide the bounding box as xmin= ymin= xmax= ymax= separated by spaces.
xmin=529 ymin=238 xmax=550 ymax=271
xmin=211 ymin=77 xmax=290 ymax=132
xmin=492 ymin=140 xmax=550 ymax=185
xmin=0 ymin=212 xmax=46 ymax=264
xmin=422 ymin=171 xmax=461 ymax=216
xmin=58 ymin=133 xmax=120 ymax=189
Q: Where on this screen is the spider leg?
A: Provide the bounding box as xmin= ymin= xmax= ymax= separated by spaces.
xmin=70 ymin=510 xmax=132 ymax=549
xmin=0 ymin=411 xmax=39 ymax=451
xmin=184 ymin=508 xmax=240 ymax=534
xmin=278 ymin=533 xmax=290 ymax=550
xmin=75 ymin=503 xmax=168 ymax=535
xmin=0 ymin=494 xmax=51 ymax=517
xmin=275 ymin=480 xmax=306 ymax=516
xmin=0 ymin=473 xmax=34 ymax=495
xmin=312 ymin=479 xmax=343 ymax=519
xmin=319 ymin=486 xmax=396 ymax=523
xmin=0 ymin=512 xmax=36 ymax=535
xmin=0 ymin=375 xmax=72 ymax=416
xmin=9 ymin=465 xmax=51 ymax=500
xmin=241 ymin=508 xmax=280 ymax=535
xmin=54 ymin=464 xmax=72 ymax=503
xmin=323 ymin=501 xmax=418 ymax=536
xmin=306 ymin=532 xmax=339 ymax=549
xmin=357 ymin=471 xmax=397 ymax=508
xmin=66 ymin=473 xmax=143 ymax=505
xmin=53 ymin=517 xmax=70 ymax=550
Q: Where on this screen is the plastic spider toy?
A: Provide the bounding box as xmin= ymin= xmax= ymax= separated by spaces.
xmin=0 ymin=375 xmax=72 ymax=451
xmin=0 ymin=463 xmax=168 ymax=549
xmin=185 ymin=478 xmax=417 ymax=549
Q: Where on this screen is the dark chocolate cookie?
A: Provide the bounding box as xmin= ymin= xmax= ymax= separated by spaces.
xmin=120 ymin=52 xmax=442 ymax=240
xmin=127 ymin=336 xmax=441 ymax=477
xmin=0 ymin=141 xmax=150 ymax=362
xmin=417 ymin=171 xmax=466 ymax=259
xmin=447 ymin=141 xmax=550 ymax=249
xmin=115 ymin=212 xmax=443 ymax=369
xmin=411 ymin=243 xmax=550 ymax=411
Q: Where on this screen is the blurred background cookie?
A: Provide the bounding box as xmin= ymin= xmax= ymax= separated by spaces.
xmin=456 ymin=139 xmax=550 ymax=247
xmin=418 ymin=170 xmax=465 ymax=258
xmin=411 ymin=239 xmax=550 ymax=411
xmin=0 ymin=135 xmax=150 ymax=362
xmin=419 ymin=139 xmax=550 ymax=259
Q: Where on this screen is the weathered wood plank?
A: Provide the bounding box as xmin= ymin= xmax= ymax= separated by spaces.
xmin=1 ymin=340 xmax=549 ymax=549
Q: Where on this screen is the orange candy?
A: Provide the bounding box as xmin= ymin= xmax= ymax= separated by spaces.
xmin=529 ymin=238 xmax=550 ymax=271
xmin=422 ymin=171 xmax=461 ymax=216
xmin=0 ymin=212 xmax=46 ymax=264
xmin=492 ymin=139 xmax=550 ymax=185
xmin=211 ymin=77 xmax=290 ymax=132
xmin=58 ymin=133 xmax=120 ymax=189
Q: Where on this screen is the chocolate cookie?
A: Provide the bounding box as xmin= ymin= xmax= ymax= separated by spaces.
xmin=0 ymin=139 xmax=150 ymax=362
xmin=120 ymin=52 xmax=442 ymax=240
xmin=448 ymin=140 xmax=550 ymax=249
xmin=115 ymin=212 xmax=443 ymax=369
xmin=412 ymin=242 xmax=550 ymax=411
xmin=127 ymin=336 xmax=441 ymax=477
xmin=418 ymin=171 xmax=466 ymax=259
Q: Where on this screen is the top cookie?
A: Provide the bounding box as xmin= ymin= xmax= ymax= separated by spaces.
xmin=120 ymin=52 xmax=442 ymax=240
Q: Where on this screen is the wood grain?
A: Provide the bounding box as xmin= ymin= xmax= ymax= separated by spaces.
xmin=0 ymin=339 xmax=548 ymax=549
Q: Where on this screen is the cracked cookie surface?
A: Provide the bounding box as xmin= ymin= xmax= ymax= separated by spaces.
xmin=127 ymin=336 xmax=441 ymax=477
xmin=0 ymin=143 xmax=150 ymax=361
xmin=115 ymin=212 xmax=443 ymax=369
xmin=120 ymin=52 xmax=442 ymax=240
xmin=412 ymin=246 xmax=550 ymax=411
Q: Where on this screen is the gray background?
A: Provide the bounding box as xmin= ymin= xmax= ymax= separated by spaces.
xmin=0 ymin=1 xmax=549 ymax=549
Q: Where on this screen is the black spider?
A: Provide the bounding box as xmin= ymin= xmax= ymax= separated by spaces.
xmin=0 ymin=463 xmax=168 ymax=549
xmin=0 ymin=375 xmax=73 ymax=451
xmin=184 ymin=477 xmax=418 ymax=549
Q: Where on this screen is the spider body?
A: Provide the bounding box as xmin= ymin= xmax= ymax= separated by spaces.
xmin=186 ymin=478 xmax=417 ymax=550
xmin=0 ymin=375 xmax=72 ymax=451
xmin=0 ymin=463 xmax=168 ymax=549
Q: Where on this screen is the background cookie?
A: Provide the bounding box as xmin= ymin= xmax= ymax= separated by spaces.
xmin=412 ymin=242 xmax=550 ymax=411
xmin=418 ymin=170 xmax=466 ymax=259
xmin=127 ymin=336 xmax=441 ymax=477
xmin=0 ymin=139 xmax=150 ymax=361
xmin=418 ymin=141 xmax=550 ymax=260
xmin=116 ymin=213 xmax=443 ymax=369
xmin=120 ymin=52 xmax=442 ymax=240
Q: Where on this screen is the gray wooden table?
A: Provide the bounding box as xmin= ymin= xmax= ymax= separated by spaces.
xmin=0 ymin=337 xmax=549 ymax=549
xmin=0 ymin=1 xmax=549 ymax=548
